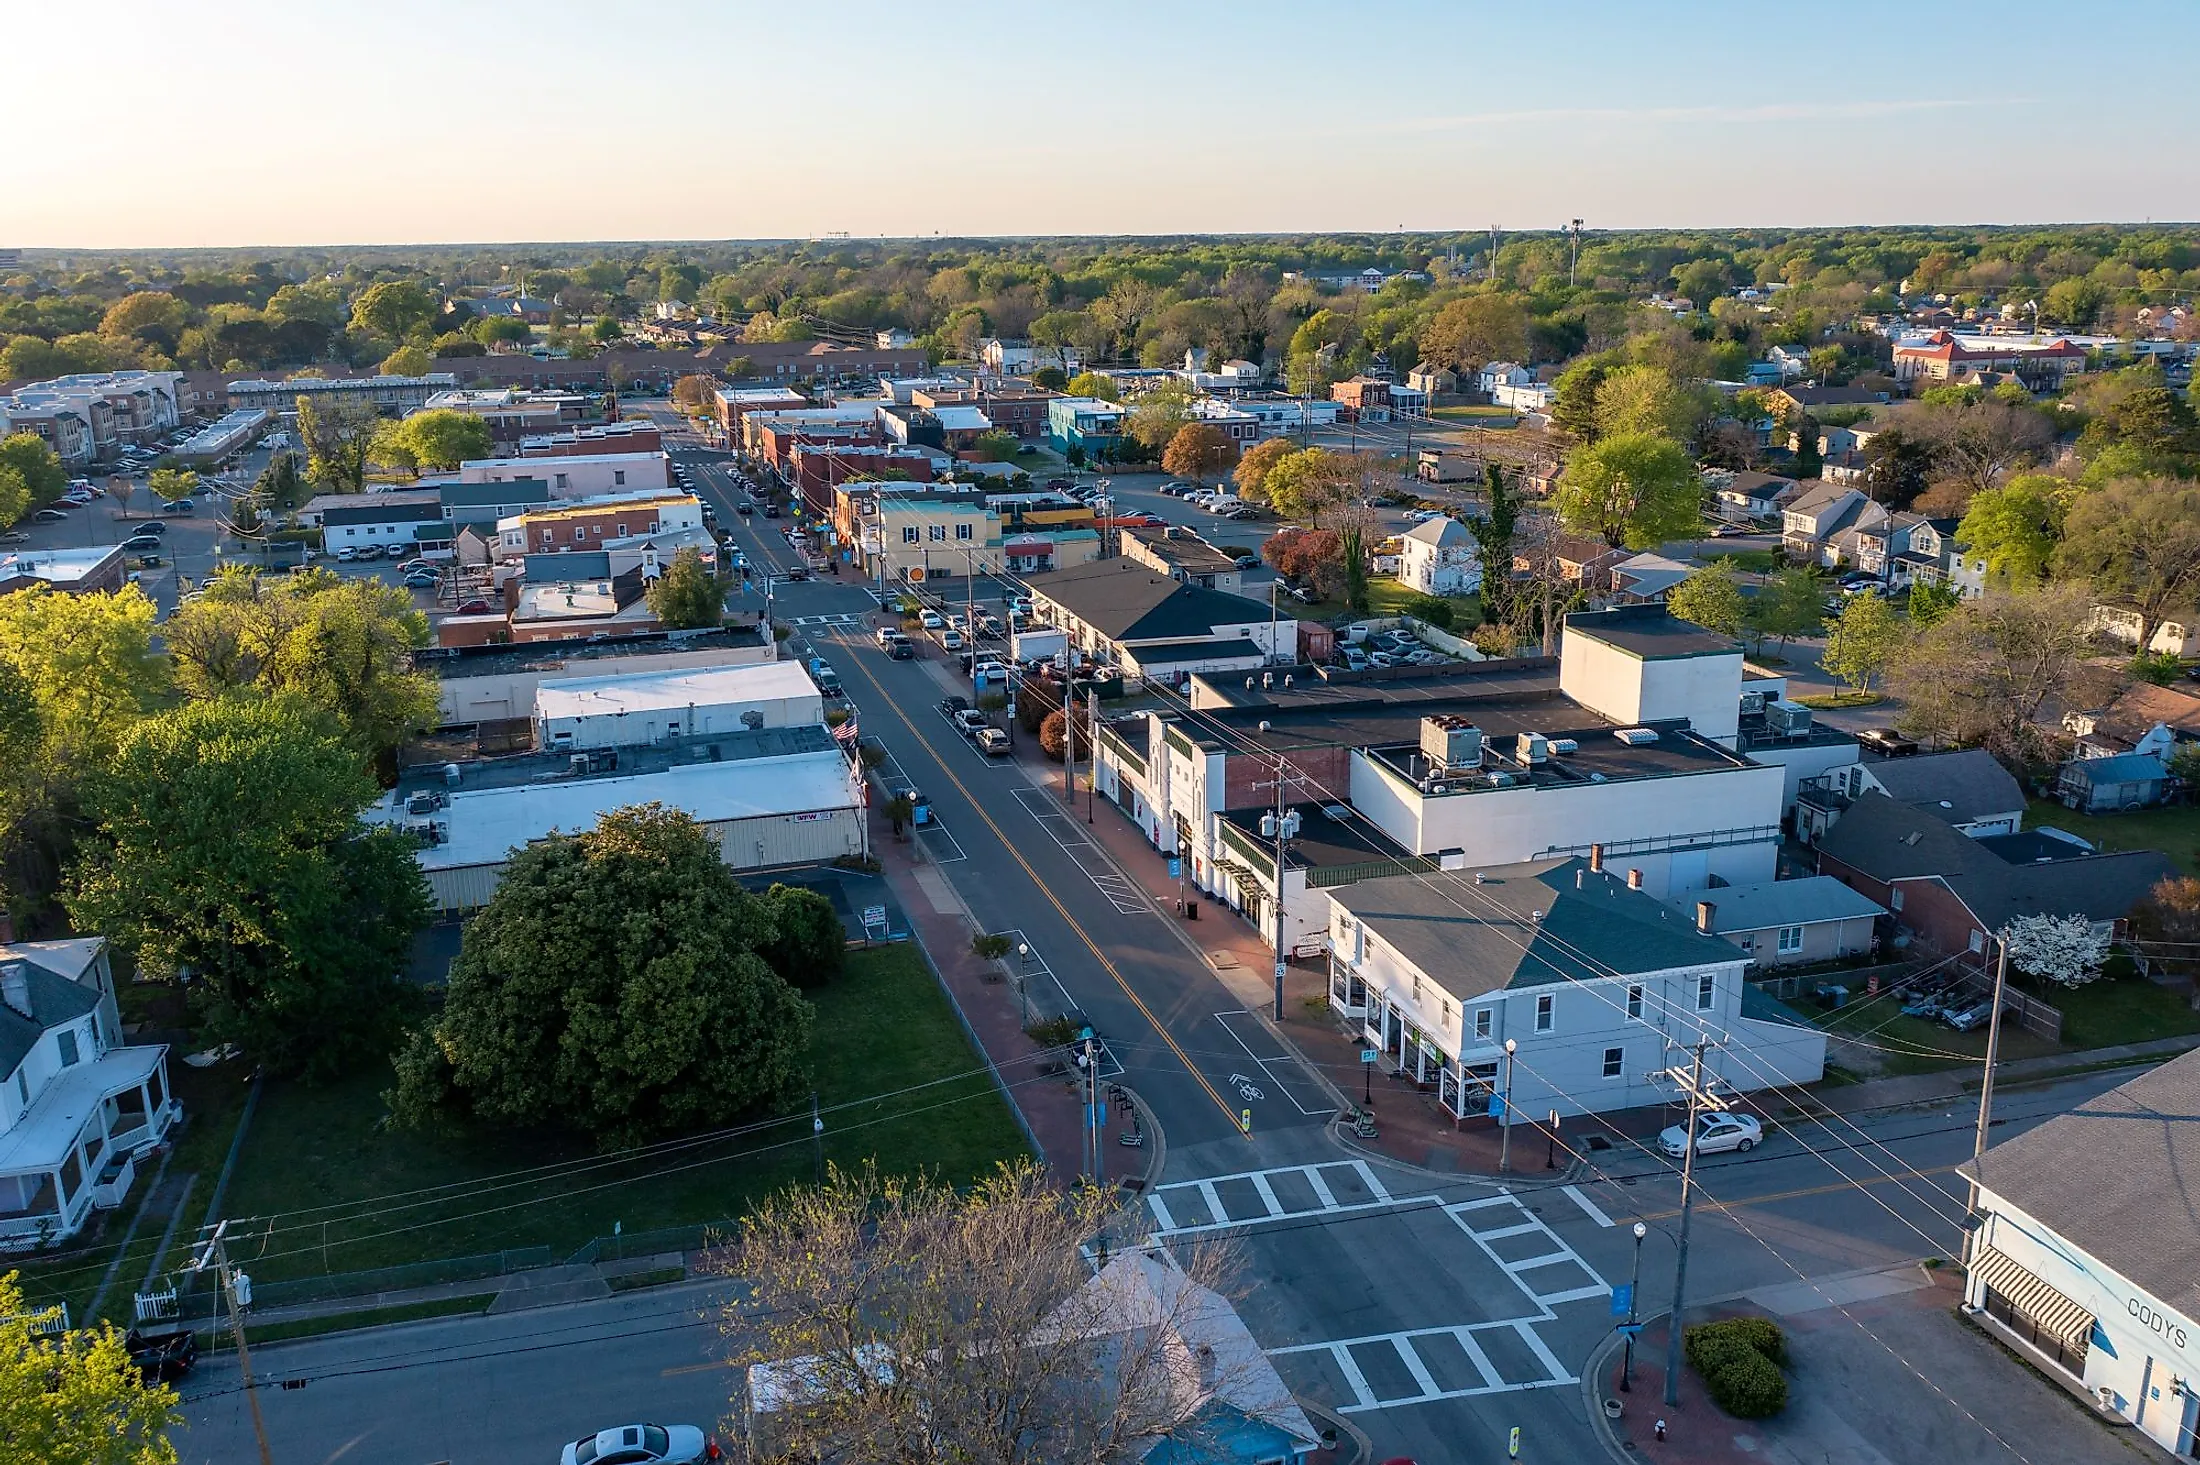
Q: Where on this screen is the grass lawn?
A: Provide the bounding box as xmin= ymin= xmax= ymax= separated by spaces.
xmin=1705 ymin=549 xmax=1779 ymax=575
xmin=208 ymin=945 xmax=1028 ymax=1283
xmin=216 ymin=1293 xmax=496 ymax=1348
xmin=2028 ymin=797 xmax=2200 ymax=877
xmin=1794 ymin=691 xmax=1885 ymax=710
xmin=1363 ymin=576 xmax=1482 ymax=628
xmin=1431 ymin=405 xmax=1517 ymax=422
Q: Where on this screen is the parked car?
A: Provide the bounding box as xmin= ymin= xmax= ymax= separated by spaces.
xmin=455 ymin=599 xmax=495 ymax=615
xmin=939 ymin=695 xmax=971 ymax=715
xmin=159 ymin=499 xmax=195 ymax=514
xmin=0 ymin=531 xmax=27 ymax=544
xmin=940 ymin=629 xmax=965 ymax=652
xmin=952 ymin=709 xmax=989 ymax=739
xmin=1658 ymin=1111 xmax=1763 ymax=1158
xmin=334 ymin=545 xmax=358 ymax=561
xmin=976 ymin=728 xmax=1011 ymax=756
xmin=122 ymin=534 xmax=164 ymax=552
xmin=558 ymin=1423 xmax=720 ymax=1465
xmin=919 ymin=610 xmax=945 ymax=629
xmin=886 ymin=634 xmax=915 ymax=660
xmin=32 ymin=507 xmax=69 ymax=522
xmin=132 ymin=520 xmax=168 ymax=536
xmin=876 ymin=626 xmax=904 ymax=650
xmin=136 ymin=553 xmax=164 ymax=568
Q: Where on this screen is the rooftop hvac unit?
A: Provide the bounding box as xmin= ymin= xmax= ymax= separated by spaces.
xmin=1487 ymin=771 xmax=1516 ymax=788
xmin=1551 ymin=738 xmax=1580 ymax=755
xmin=1420 ymin=714 xmax=1483 ymax=771
xmin=1739 ymin=690 xmax=1767 ymax=716
xmin=1516 ymin=731 xmax=1550 ymax=765
xmin=1778 ymin=703 xmax=1815 ymax=736
xmin=569 ymin=754 xmax=590 ymax=776
xmin=1321 ymin=804 xmax=1352 ymax=821
xmin=1614 ymin=727 xmax=1660 ymax=746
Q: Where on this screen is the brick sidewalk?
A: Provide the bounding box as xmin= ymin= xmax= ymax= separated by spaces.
xmin=870 ymin=805 xmax=1113 ymax=1184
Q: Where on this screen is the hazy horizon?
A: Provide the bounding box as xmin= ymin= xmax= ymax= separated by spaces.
xmin=5 ymin=0 xmax=2195 ymax=251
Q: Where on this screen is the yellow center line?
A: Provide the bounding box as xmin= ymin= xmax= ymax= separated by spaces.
xmin=831 ymin=629 xmax=1246 ymax=1138
xmin=1629 ymin=1161 xmax=1964 ymax=1224
xmin=661 ymin=1359 xmax=737 ymax=1377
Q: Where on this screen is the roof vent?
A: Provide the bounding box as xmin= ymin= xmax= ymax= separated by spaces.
xmin=1530 ymin=910 xmax=1545 ymax=924
xmin=1472 ymin=872 xmax=1487 ymax=885
xmin=1614 ymin=727 xmax=1659 ymax=746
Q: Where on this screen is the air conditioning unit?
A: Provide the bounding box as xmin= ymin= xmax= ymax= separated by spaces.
xmin=1615 ymin=727 xmax=1660 ymax=746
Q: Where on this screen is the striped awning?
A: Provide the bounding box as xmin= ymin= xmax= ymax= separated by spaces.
xmin=1970 ymin=1246 xmax=2096 ymax=1352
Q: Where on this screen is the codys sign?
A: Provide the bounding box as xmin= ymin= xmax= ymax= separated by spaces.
xmin=2128 ymin=1295 xmax=2192 ymax=1352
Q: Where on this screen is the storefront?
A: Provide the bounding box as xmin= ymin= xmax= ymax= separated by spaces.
xmin=1966 ymin=1050 xmax=2200 ymax=1457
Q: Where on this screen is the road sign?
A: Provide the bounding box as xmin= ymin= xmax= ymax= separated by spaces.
xmin=862 ymin=904 xmax=886 ymax=928
xmin=1509 ymin=1426 xmax=1521 ymax=1459
xmin=1610 ymin=1282 xmax=1633 ymax=1317
xmin=1273 ymin=961 xmax=1286 ymax=983
xmin=1360 ymin=1049 xmax=1379 ymax=1065
xmin=1617 ymin=1322 xmax=1645 ymax=1337
xmin=1238 ymin=1108 xmax=1252 ymax=1136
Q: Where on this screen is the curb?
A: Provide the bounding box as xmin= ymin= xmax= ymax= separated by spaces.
xmin=1327 ymin=1119 xmax=1585 ymax=1189
xmin=1579 ymin=1325 xmax=1636 ymax=1465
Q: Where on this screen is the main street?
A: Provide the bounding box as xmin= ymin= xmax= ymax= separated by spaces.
xmin=186 ymin=403 xmax=2093 ymax=1463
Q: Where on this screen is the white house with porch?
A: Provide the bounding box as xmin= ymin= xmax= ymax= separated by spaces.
xmin=0 ymin=935 xmax=181 ymax=1248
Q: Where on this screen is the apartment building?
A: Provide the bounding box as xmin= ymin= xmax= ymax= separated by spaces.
xmin=496 ymin=493 xmax=706 ymax=556
xmin=0 ymin=370 xmax=182 ymax=462
xmin=229 ymin=372 xmax=457 ymax=417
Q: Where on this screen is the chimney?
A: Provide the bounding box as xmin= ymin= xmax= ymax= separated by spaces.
xmin=1197 ymin=1344 xmax=1218 ymax=1389
xmin=1588 ymin=843 xmax=1605 ymax=874
xmin=1695 ymin=901 xmax=1716 ymax=935
xmin=1627 ymin=868 xmax=1644 ymax=890
xmin=0 ymin=961 xmax=29 ymax=1021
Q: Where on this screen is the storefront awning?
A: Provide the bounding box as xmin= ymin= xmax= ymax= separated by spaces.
xmin=1970 ymin=1246 xmax=2096 ymax=1352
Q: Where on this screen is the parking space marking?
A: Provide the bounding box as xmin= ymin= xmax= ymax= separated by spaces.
xmin=1561 ymin=1183 xmax=1616 ymax=1228
xmin=1269 ymin=1320 xmax=1576 ymax=1415
xmin=1147 ymin=1160 xmax=1429 ymax=1238
xmin=1010 ymin=787 xmax=1154 ymax=916
xmin=916 ymin=820 xmax=967 ymax=863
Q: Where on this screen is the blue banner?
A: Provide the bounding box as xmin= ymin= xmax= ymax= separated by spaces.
xmin=1487 ymin=1093 xmax=1506 ymax=1118
xmin=1610 ymin=1283 xmax=1633 ymax=1318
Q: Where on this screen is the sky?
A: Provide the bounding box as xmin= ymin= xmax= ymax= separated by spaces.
xmin=4 ymin=0 xmax=2195 ymax=249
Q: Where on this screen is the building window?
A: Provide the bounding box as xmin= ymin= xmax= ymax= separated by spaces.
xmin=902 ymin=526 xmax=919 ymax=544
xmin=1603 ymin=1047 xmax=1624 ymax=1079
xmin=1626 ymin=984 xmax=1643 ymax=1020
xmin=928 ymin=525 xmax=946 ymax=542
xmin=56 ymin=1029 xmax=79 ymax=1068
xmin=1777 ymin=925 xmax=1805 ymax=954
xmin=1410 ymin=974 xmax=1422 ymax=1005
xmin=1697 ymin=974 xmax=1716 ymax=1011
xmin=1889 ymin=887 xmax=1905 ymax=911
xmin=956 ymin=523 xmax=973 ymax=541
xmin=1535 ymin=994 xmax=1553 ymax=1032
xmin=1968 ymin=930 xmax=1985 ymax=953
xmin=555 ymin=473 xmax=569 ymax=489
xmin=1474 ymin=1008 xmax=1491 ymax=1040
xmin=614 ymin=470 xmax=626 ymax=486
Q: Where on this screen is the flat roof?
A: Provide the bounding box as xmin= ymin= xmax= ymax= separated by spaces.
xmin=386 ymin=740 xmax=855 ymax=872
xmin=419 ymin=624 xmax=768 ymax=680
xmin=508 ymin=492 xmax=697 ymax=525
xmin=1564 ymin=605 xmax=1739 ymax=660
xmin=0 ymin=545 xmax=122 ymax=586
xmin=1218 ymin=801 xmax=1412 ymax=872
xmin=535 ymin=661 xmax=817 ymax=720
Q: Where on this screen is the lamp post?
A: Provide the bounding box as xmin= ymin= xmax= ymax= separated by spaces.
xmin=1017 ymin=942 xmax=1031 ymax=1026
xmin=1622 ymin=1221 xmax=1647 ymax=1391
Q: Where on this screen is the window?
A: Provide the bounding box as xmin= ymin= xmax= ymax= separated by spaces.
xmin=614 ymin=524 xmax=625 ymax=537
xmin=1474 ymin=1008 xmax=1492 ymax=1040
xmin=1535 ymin=994 xmax=1554 ymax=1032
xmin=1889 ymin=886 xmax=1905 ymax=911
xmin=1410 ymin=974 xmax=1423 ymax=1005
xmin=956 ymin=522 xmax=972 ymax=541
xmin=613 ymin=470 xmax=626 ymax=486
xmin=1697 ymin=974 xmax=1716 ymax=1011
xmin=56 ymin=1029 xmax=79 ymax=1067
xmin=1968 ymin=929 xmax=1985 ymax=953
xmin=1603 ymin=1047 xmax=1624 ymax=1079
xmin=1626 ymin=984 xmax=1643 ymax=1020
xmin=555 ymin=473 xmax=569 ymax=489
xmin=928 ymin=524 xmax=947 ymax=541
xmin=344 ymin=526 xmax=355 ymax=537
xmin=902 ymin=526 xmax=919 ymax=544
xmin=1777 ymin=925 xmax=1805 ymax=954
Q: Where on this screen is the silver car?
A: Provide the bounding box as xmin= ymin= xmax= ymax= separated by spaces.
xmin=559 ymin=1422 xmax=719 ymax=1465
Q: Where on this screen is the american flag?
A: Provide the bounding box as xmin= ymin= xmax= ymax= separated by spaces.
xmin=831 ymin=715 xmax=860 ymax=746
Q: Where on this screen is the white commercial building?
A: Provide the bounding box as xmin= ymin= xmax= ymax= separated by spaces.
xmin=1965 ymin=1049 xmax=2200 ymax=1455
xmin=380 ymin=724 xmax=864 ymax=913
xmin=533 ymin=661 xmax=823 ymax=750
xmin=1 ymin=370 xmax=182 ymax=462
xmin=460 ymin=450 xmax=672 ymax=499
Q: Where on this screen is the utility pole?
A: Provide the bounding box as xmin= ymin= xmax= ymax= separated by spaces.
xmin=193 ymin=1222 xmax=273 ymax=1465
xmin=1257 ymin=749 xmax=1299 ymax=1022
xmin=1488 ymin=224 xmax=1501 ymax=283
xmin=1087 ymin=684 xmax=1100 ymax=824
xmin=1662 ymin=1039 xmax=1723 ymax=1408
xmin=1498 ymin=1038 xmax=1518 ymax=1172
xmin=1565 ymin=219 xmax=1585 ymax=286
xmin=1969 ymin=935 xmax=2012 ymax=1213
xmin=1063 ymin=653 xmax=1077 ymax=805
xmin=811 ymin=1090 xmax=824 ymax=1185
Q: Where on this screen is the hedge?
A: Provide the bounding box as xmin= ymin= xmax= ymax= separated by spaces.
xmin=1685 ymin=1316 xmax=1790 ymax=1420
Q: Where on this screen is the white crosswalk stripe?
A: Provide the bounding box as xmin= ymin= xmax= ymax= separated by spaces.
xmin=1269 ymin=1318 xmax=1577 ymax=1414
xmin=1146 ymin=1160 xmax=1428 ymax=1237
xmin=1444 ymin=1191 xmax=1611 ymax=1308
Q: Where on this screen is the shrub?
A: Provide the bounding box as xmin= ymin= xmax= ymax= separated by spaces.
xmin=1404 ymin=594 xmax=1456 ymax=630
xmin=2132 ymin=650 xmax=2184 ymax=685
xmin=1027 ymin=1015 xmax=1077 ymax=1047
xmin=1685 ymin=1316 xmax=1790 ymax=1419
xmin=971 ymin=932 xmax=1013 ymax=961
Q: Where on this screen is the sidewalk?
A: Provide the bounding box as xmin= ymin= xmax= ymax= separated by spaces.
xmin=1804 ymin=1031 xmax=2200 ymax=1116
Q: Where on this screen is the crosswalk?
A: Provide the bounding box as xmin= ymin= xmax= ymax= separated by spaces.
xmin=1444 ymin=1192 xmax=1612 ymax=1308
xmin=789 ymin=612 xmax=865 ymax=627
xmin=1145 ymin=1160 xmax=1431 ymax=1238
xmin=1269 ymin=1317 xmax=1576 ymax=1415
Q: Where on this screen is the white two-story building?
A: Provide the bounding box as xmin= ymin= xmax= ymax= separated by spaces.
xmin=1326 ymin=855 xmax=1825 ymax=1121
xmin=0 ymin=934 xmax=181 ymax=1248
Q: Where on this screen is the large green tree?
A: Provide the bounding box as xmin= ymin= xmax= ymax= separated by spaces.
xmin=294 ymin=394 xmax=380 ymax=493
xmin=391 ymin=804 xmax=815 ymax=1145
xmin=2054 ymin=477 xmax=2200 ymax=651
xmin=1820 ymin=591 xmax=1906 ymax=693
xmin=162 ymin=568 xmax=437 ymax=757
xmin=0 ymin=1272 xmax=180 ymax=1465
xmin=64 ymin=695 xmax=429 ymax=1078
xmin=760 ymin=882 xmax=846 ymax=989
xmin=1749 ymin=566 xmax=1829 ymax=650
xmin=644 ymin=546 xmax=726 ymax=630
xmin=1665 ymin=562 xmax=1748 ymax=638
xmin=349 ymin=280 xmax=440 ymax=342
xmin=1468 ymin=463 xmax=1518 ymax=630
xmin=371 ymin=408 xmax=491 ymax=473
xmin=1955 ymin=474 xmax=2064 ymax=584
xmin=1556 ymin=431 xmax=1701 ymax=549
xmin=0 ymin=465 xmax=28 ymax=530
xmin=0 ymin=433 xmax=66 ymax=507
xmin=1421 ymin=293 xmax=1529 ymax=371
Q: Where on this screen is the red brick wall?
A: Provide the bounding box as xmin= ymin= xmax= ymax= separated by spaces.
xmin=1218 ymin=745 xmax=1352 ymax=811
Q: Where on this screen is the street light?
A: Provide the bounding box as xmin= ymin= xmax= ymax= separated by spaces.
xmin=1017 ymin=943 xmax=1031 ymax=1025
xmin=1622 ymin=1221 xmax=1647 ymax=1391
xmin=1497 ymin=1038 xmax=1518 ymax=1173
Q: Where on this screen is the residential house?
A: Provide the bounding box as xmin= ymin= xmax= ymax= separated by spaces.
xmin=0 ymin=928 xmax=181 ymax=1247
xmin=1813 ymin=791 xmax=2176 ymax=971
xmin=1517 ymin=535 xmax=1625 ymax=594
xmin=496 ymin=492 xmax=705 ymax=557
xmin=1330 ymin=376 xmax=1391 ymax=423
xmin=1184 ymin=397 xmax=1261 ymax=445
xmin=1742 ymin=361 xmax=1786 ymax=388
xmin=1405 ymin=362 xmax=1457 ymax=395
xmin=1024 ymin=560 xmax=1294 ymax=682
xmin=1477 ymin=362 xmax=1553 ymax=412
xmin=2055 ymin=753 xmax=2170 ymax=814
xmin=1608 ymin=552 xmax=1696 ymax=603
xmin=1396 ymin=517 xmax=1482 ymax=597
xmin=1796 ymin=747 xmax=2025 ymax=847
xmin=1706 ymin=470 xmax=1802 ymax=523
xmin=313 ymin=491 xmax=446 ymax=553
xmin=976 ymin=385 xmax=1059 ymax=441
xmin=2091 ymin=604 xmax=2200 ymax=658
xmin=980 ymin=338 xmax=1081 ymax=376
xmin=1780 ymin=481 xmax=1869 ymax=563
xmin=1891 ymin=516 xmax=1962 ymax=588
xmin=1853 ymin=511 xmax=1934 ymax=585
xmin=1326 ymin=857 xmax=1825 ymax=1120
xmin=1696 ymin=877 xmax=1885 ymax=968
xmin=1765 ymin=345 xmax=1815 ymax=381
xmin=2064 ymin=682 xmax=2200 ymax=761
xmin=1763 ymin=384 xmax=1888 ymax=419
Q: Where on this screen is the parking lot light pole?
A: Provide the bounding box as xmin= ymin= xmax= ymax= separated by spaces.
xmin=1622 ymin=1221 xmax=1647 ymax=1391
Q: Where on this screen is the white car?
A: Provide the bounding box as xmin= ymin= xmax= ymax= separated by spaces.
xmin=920 ymin=610 xmax=945 ymax=629
xmin=1659 ymin=1111 xmax=1763 ymax=1159
xmin=558 ymin=1422 xmax=719 ymax=1465
xmin=940 ymin=629 xmax=965 ymax=651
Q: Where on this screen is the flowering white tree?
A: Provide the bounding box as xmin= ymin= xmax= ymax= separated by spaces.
xmin=1999 ymin=914 xmax=2111 ymax=988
